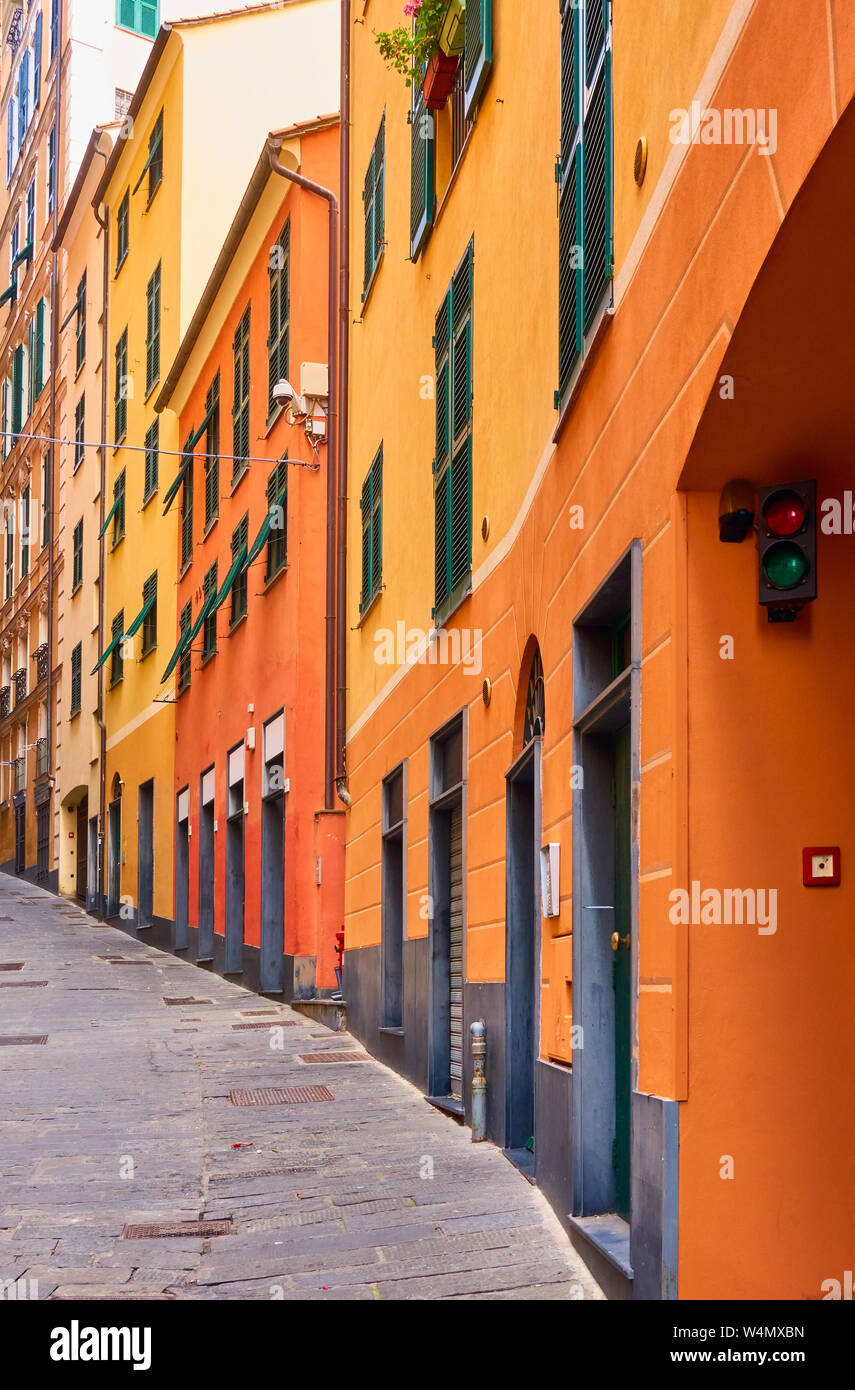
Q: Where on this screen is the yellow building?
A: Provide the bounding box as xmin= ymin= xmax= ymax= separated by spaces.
xmin=87 ymin=1 xmax=339 ymax=926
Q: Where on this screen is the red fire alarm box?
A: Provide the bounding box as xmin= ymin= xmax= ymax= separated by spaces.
xmin=802 ymin=847 xmax=841 ymax=886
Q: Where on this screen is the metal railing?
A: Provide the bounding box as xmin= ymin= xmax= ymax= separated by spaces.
xmin=0 ymin=685 xmax=9 ymax=719
xmin=34 ymin=642 xmax=48 ymax=683
xmin=13 ymin=667 xmax=26 ymax=705
xmin=35 ymin=737 xmax=48 ymax=778
xmin=13 ymin=756 xmax=24 ymax=794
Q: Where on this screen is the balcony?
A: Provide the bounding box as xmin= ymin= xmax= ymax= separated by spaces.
xmin=33 ymin=642 xmax=48 ymax=683
xmin=0 ymin=685 xmax=9 ymax=719
xmin=13 ymin=667 xmax=26 ymax=704
xmin=13 ymin=755 xmax=24 ymax=794
xmin=35 ymin=736 xmax=48 ymax=778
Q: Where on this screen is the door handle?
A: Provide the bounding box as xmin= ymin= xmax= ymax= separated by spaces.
xmin=611 ymin=932 xmax=630 ymax=952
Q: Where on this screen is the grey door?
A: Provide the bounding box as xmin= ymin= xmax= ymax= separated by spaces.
xmin=449 ymin=805 xmax=464 ymax=1100
xmin=137 ymin=781 xmax=154 ymax=928
xmin=198 ymin=799 xmax=215 ymax=960
xmin=225 ymin=814 xmax=244 ymax=975
xmin=260 ymin=794 xmax=285 ymax=992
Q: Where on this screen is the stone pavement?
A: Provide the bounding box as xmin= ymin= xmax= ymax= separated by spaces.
xmin=0 ymin=874 xmax=603 ymax=1301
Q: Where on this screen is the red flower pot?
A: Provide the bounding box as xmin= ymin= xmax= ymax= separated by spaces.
xmin=423 ymin=52 xmax=459 ymax=110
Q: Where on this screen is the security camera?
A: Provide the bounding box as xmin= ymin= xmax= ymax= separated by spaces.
xmin=273 ymin=379 xmax=307 ymax=416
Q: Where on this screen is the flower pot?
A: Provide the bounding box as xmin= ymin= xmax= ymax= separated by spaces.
xmin=423 ymin=51 xmax=459 ymax=110
xmin=439 ymin=0 xmax=465 ymax=57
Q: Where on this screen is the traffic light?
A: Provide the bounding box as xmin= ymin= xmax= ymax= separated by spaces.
xmin=757 ymin=480 xmax=817 ymax=622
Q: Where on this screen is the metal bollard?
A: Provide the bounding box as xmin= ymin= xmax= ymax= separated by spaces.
xmin=470 ymin=1019 xmax=486 ymax=1142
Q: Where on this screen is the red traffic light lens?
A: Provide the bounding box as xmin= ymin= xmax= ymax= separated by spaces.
xmin=763 ymin=490 xmax=806 ymax=537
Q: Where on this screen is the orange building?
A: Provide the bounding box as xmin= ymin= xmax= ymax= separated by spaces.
xmin=154 ymin=117 xmax=343 ymax=998
xmin=341 ymin=0 xmax=855 ymax=1299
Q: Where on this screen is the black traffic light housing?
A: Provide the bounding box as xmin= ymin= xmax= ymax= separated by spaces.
xmin=757 ymin=479 xmax=817 ymax=623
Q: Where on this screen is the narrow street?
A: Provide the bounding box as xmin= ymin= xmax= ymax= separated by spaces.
xmin=0 ymin=875 xmax=602 ymax=1301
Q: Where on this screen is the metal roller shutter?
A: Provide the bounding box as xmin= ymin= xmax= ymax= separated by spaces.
xmin=449 ymin=806 xmax=464 ymax=1098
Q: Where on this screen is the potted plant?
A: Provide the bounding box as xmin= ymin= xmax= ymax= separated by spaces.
xmin=375 ymin=0 xmax=465 ymax=110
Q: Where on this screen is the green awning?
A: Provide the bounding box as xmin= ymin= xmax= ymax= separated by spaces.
xmin=91 ymin=629 xmax=123 ymax=675
xmin=162 ymin=452 xmax=193 ymax=515
xmin=160 ymin=626 xmax=192 ymax=684
xmin=99 ymin=493 xmax=122 ymax=539
xmin=12 ymin=243 xmax=33 ymax=268
xmin=213 ymin=544 xmax=247 ymax=612
xmin=132 ymin=132 xmax=163 ymax=195
xmin=122 ymin=592 xmax=156 ymax=641
xmin=0 ymin=282 xmax=16 ymax=308
xmin=247 ymin=490 xmax=286 ymax=566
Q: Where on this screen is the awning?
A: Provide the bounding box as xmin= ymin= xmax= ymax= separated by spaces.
xmin=0 ymin=282 xmax=16 ymax=308
xmin=99 ymin=492 xmax=122 ymax=539
xmin=122 ymin=592 xmax=156 ymax=641
xmin=60 ymin=293 xmax=83 ymax=331
xmin=12 ymin=242 xmax=33 ymax=268
xmin=247 ymin=489 xmax=286 ymax=566
xmin=160 ymin=626 xmax=191 ymax=684
xmin=132 ymin=131 xmax=163 ymax=195
xmin=160 ymin=586 xmax=216 ymax=684
xmin=91 ymin=629 xmax=123 ymax=675
xmin=162 ymin=451 xmax=193 ymax=515
xmin=212 ymin=543 xmax=247 ymax=612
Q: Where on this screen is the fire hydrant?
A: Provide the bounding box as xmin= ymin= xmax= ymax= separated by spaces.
xmin=470 ymin=1020 xmax=486 ymax=1142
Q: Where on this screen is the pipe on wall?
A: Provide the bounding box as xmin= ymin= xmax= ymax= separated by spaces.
xmin=93 ymin=181 xmax=109 ymax=918
xmin=335 ymin=0 xmax=351 ymax=806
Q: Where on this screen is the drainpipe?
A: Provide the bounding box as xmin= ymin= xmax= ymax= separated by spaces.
xmin=267 ymin=138 xmax=338 ymax=811
xmin=335 ymin=0 xmax=351 ymax=809
xmin=46 ymin=0 xmax=64 ymax=861
xmin=471 ymin=1020 xmax=487 ymax=1141
xmin=94 ymin=172 xmax=109 ymax=917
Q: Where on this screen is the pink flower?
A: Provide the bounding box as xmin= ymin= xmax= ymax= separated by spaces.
xmin=403 ymin=1 xmax=423 ymax=15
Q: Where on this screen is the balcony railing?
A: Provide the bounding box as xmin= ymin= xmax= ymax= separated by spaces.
xmin=0 ymin=685 xmax=9 ymax=719
xmin=13 ymin=755 xmax=24 ymax=794
xmin=13 ymin=667 xmax=26 ymax=704
xmin=35 ymin=737 xmax=48 ymax=778
xmin=34 ymin=642 xmax=48 ymax=683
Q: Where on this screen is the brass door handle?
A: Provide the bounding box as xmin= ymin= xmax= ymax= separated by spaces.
xmin=611 ymin=932 xmax=630 ymax=952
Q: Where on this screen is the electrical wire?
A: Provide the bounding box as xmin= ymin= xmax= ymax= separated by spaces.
xmin=0 ymin=428 xmax=322 ymax=471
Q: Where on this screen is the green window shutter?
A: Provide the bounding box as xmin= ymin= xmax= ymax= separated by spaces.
xmin=434 ymin=243 xmax=474 ymax=616
xmin=268 ymin=223 xmax=290 ymax=414
xmin=146 ymin=265 xmax=161 ymax=391
xmin=1 ymin=380 xmax=8 ymax=461
xmin=35 ymin=297 xmax=45 ymax=396
xmin=450 ymin=435 xmax=472 ymax=592
xmin=232 ymin=306 xmax=250 ymax=474
xmin=71 ymin=643 xmax=81 ymax=715
xmin=434 ymin=460 xmax=451 ymax=611
xmin=202 ymin=562 xmax=218 ymax=658
xmin=464 ymin=0 xmax=493 ymax=119
xmin=363 ymin=146 xmax=376 ymax=296
xmin=204 ymin=375 xmax=219 ymax=528
xmin=359 ymin=446 xmax=383 ymax=612
xmin=582 ymin=48 xmax=613 ymax=334
xmin=33 ymin=13 xmax=42 ymax=107
xmin=558 ymin=143 xmax=582 ymax=397
xmin=586 ymin=0 xmax=609 ymax=83
xmin=144 ymin=419 xmax=159 ymax=500
xmin=141 ymin=1 xmax=159 ymax=38
xmin=434 ymin=290 xmax=451 ymax=472
xmin=410 ymin=88 xmax=435 ymax=261
xmin=27 ymin=318 xmax=34 ymax=417
xmin=114 ymin=331 xmax=127 ymax=443
xmin=264 ymin=458 xmax=287 ymax=580
xmin=374 ymin=117 xmax=385 ymax=268
xmin=180 ymin=455 xmax=193 ymax=569
xmin=12 ymin=344 xmax=23 ymax=435
xmin=451 ymin=245 xmax=473 ymax=442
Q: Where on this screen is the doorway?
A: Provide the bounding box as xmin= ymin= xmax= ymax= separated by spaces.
xmin=14 ymin=803 xmax=25 ymax=873
xmin=225 ymin=814 xmax=245 ymax=976
xmin=260 ymin=792 xmax=284 ymax=992
xmin=505 ymin=740 xmax=540 ymax=1173
xmin=107 ymin=799 xmax=121 ymax=917
xmin=76 ymin=797 xmax=88 ymax=902
xmin=137 ymin=781 xmax=154 ymax=929
xmin=175 ymin=790 xmax=190 ymax=951
xmin=198 ymin=779 xmax=215 ymax=961
xmin=427 ymin=714 xmax=466 ymax=1110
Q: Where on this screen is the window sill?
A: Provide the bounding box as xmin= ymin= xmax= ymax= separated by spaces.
xmin=144 ymin=377 xmax=160 ymax=404
xmin=110 ymin=536 xmax=124 ymax=553
xmin=69 ymin=708 xmax=81 ymax=721
xmin=262 ymin=562 xmax=287 ymax=594
xmin=145 ymin=180 xmax=163 ymax=214
xmin=74 ymin=361 xmax=85 ymax=385
xmin=433 ymin=573 xmax=472 ymax=630
xmin=357 ymin=586 xmax=382 ymax=627
xmin=109 ymin=678 xmax=123 ymax=691
xmin=141 ymin=488 xmax=158 ymax=511
xmin=228 ymin=612 xmax=248 ymax=634
xmin=200 ymin=651 xmax=217 ymax=669
xmin=139 ymin=644 xmax=157 ymax=662
xmin=202 ymin=516 xmax=218 ymax=541
xmin=115 ymin=252 xmax=128 ymax=280
xmin=360 ymin=250 xmax=384 ymax=315
xmin=229 ymin=463 xmax=249 ymax=496
xmin=264 ymin=402 xmax=285 ymax=436
xmin=179 ymin=558 xmax=193 ymax=581
xmin=553 ymin=294 xmax=614 ymax=445
xmin=378 ymin=1026 xmax=404 ymax=1037
xmin=71 ymin=582 xmax=82 ymax=598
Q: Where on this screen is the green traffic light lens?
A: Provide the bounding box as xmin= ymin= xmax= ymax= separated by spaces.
xmin=763 ymin=541 xmax=809 ymax=590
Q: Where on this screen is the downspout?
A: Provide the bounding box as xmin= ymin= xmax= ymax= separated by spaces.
xmin=335 ymin=0 xmax=351 ymax=808
xmin=46 ymin=0 xmax=64 ymax=849
xmin=94 ymin=180 xmax=109 ymax=918
xmin=267 ymin=138 xmax=338 ymax=811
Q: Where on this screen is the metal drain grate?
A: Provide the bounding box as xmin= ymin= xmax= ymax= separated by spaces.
xmin=107 ymin=959 xmax=154 ymax=966
xmin=0 ymin=1036 xmax=48 ymax=1045
xmin=0 ymin=980 xmax=47 ymax=988
xmin=163 ymin=997 xmax=213 ymax=1006
xmin=232 ymin=1021 xmax=297 ymax=1030
xmin=0 ymin=963 xmax=24 ymax=971
xmin=240 ymin=1010 xmax=280 ymax=1016
xmin=208 ymin=1167 xmax=316 ymax=1183
xmin=298 ymin=1052 xmax=371 ymax=1064
xmin=229 ymin=1085 xmax=334 ymax=1106
xmin=122 ymin=1220 xmax=232 ymax=1240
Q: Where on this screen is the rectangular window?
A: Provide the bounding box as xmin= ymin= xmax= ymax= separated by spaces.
xmin=557 ymin=0 xmax=613 ymax=409
xmin=4 ymin=514 xmax=13 ymax=599
xmin=363 ymin=114 xmax=385 ymax=300
xmin=26 ymin=316 xmax=34 ymax=417
xmin=70 ymin=642 xmax=82 ymax=716
xmin=144 ymin=109 xmax=163 ymax=202
xmin=1 ymin=379 xmax=8 ymax=462
xmin=464 ymin=0 xmax=494 ymax=118
xmin=18 ymin=53 xmax=29 ymax=147
xmin=25 ymin=177 xmax=35 ymax=254
xmin=47 ymin=126 xmax=56 ymax=216
xmin=177 ymin=600 xmax=192 ymax=693
xmin=42 ymin=454 xmax=49 ymax=548
xmin=114 ymin=328 xmax=128 ymax=443
xmin=116 ymin=1 xmax=160 ymax=39
xmin=202 ymin=562 xmax=218 ymax=660
xmin=230 ymin=514 xmax=249 ymax=626
xmin=204 ymin=373 xmax=219 ymax=529
xmin=50 ymin=0 xmax=59 ymax=58
xmin=180 ymin=448 xmax=193 ymax=570
xmin=115 ymin=89 xmax=133 ymax=121
xmin=33 ymin=12 xmax=43 ymax=109
xmin=143 ymin=418 xmax=159 ymax=502
xmin=381 ymin=763 xmax=406 ymax=1029
xmin=116 ymin=190 xmax=129 ymax=270
xmin=74 ymin=394 xmax=85 ymax=470
xmin=360 ymin=445 xmax=383 ymax=614
xmin=112 ymin=469 xmax=126 ymax=546
xmin=433 ymin=240 xmax=473 ymax=620
xmin=410 ymin=86 xmax=435 ymax=261
xmin=11 ymin=344 xmax=24 ymax=437
xmin=267 ymin=221 xmax=289 ymax=418
xmin=145 ymin=262 xmax=160 ymax=392
xmin=231 ymin=305 xmax=250 ymax=479
xmin=34 ymin=297 xmax=45 ymax=399
xmin=20 ymin=485 xmax=29 ymax=579
xmin=72 ymin=518 xmax=83 ymax=592
xmin=75 ymin=272 xmax=86 ymax=373
xmin=266 ymin=458 xmax=287 ymax=582
xmin=141 ymin=571 xmax=157 ymax=656
xmin=110 ymin=610 xmax=124 ymax=686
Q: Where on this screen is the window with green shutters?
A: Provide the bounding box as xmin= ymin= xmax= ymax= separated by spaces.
xmin=204 ymin=373 xmax=219 ymax=529
xmin=144 ymin=418 xmax=159 ymax=502
xmin=464 ymin=0 xmax=493 ymax=118
xmin=116 ymin=191 xmax=129 ymax=271
xmin=110 ymin=610 xmax=124 ymax=687
xmin=12 ymin=344 xmax=24 ymax=438
xmin=202 ymin=562 xmax=218 ymax=660
xmin=112 ymin=470 xmax=125 ymax=547
xmin=47 ymin=126 xmax=56 ymax=217
xmin=117 ymin=1 xmax=159 ymax=38
xmin=141 ymin=572 xmax=157 ymax=656
xmin=20 ymin=485 xmax=29 ymax=579
xmin=114 ymin=328 xmax=128 ymax=443
xmin=410 ymin=86 xmax=434 ymax=261
xmin=146 ymin=263 xmax=161 ymax=393
xmin=74 ymin=396 xmax=84 ymax=470
xmin=363 ymin=114 xmax=385 ymax=300
xmin=25 ymin=178 xmax=34 ymax=255
xmin=232 ymin=305 xmax=250 ymax=480
xmin=265 ymin=459 xmax=287 ymax=582
xmin=557 ymin=0 xmax=613 ymax=410
xmin=180 ymin=448 xmax=193 ymax=571
xmin=70 ymin=642 xmax=82 ymax=716
xmin=267 ymin=221 xmax=289 ymax=418
xmin=433 ymin=240 xmax=474 ymax=620
xmin=177 ymin=600 xmax=192 ymax=694
xmin=4 ymin=514 xmax=13 ymax=599
xmin=42 ymin=454 xmax=49 ymax=548
xmin=1 ymin=379 xmax=8 ymax=462
xmin=360 ymin=446 xmax=382 ymax=615
xmin=136 ymin=109 xmax=163 ymax=205
xmin=75 ymin=275 xmax=86 ymax=373
xmin=72 ymin=519 xmax=83 ymax=593
xmin=230 ymin=514 xmax=249 ymax=626
xmin=34 ymin=297 xmax=45 ymax=397
xmin=27 ymin=317 xmax=34 ymax=417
